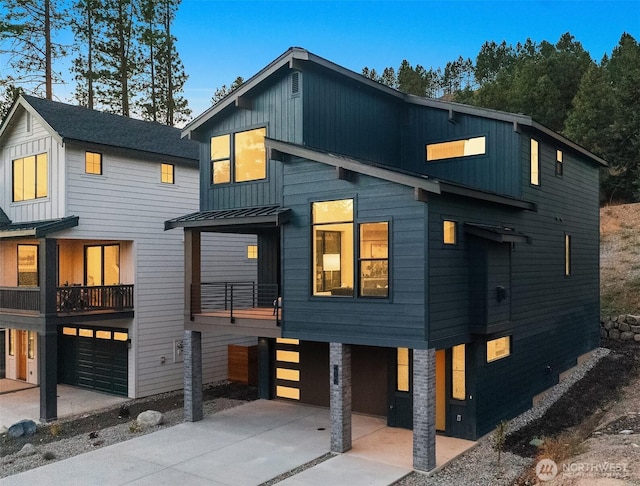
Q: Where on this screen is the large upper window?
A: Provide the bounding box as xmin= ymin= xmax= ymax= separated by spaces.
xmin=312 ymin=199 xmax=390 ymax=298
xmin=17 ymin=244 xmax=39 ymax=287
xmin=211 ymin=127 xmax=266 ymax=184
xmin=530 ymin=139 xmax=540 ymax=186
xmin=13 ymin=153 xmax=48 ymax=202
xmin=312 ymin=199 xmax=354 ymax=296
xmin=426 ymin=136 xmax=486 ymax=162
xmin=85 ymin=244 xmax=120 ymax=286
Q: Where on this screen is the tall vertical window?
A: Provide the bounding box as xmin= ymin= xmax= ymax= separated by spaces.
xmin=85 ymin=244 xmax=120 ymax=286
xmin=17 ymin=245 xmax=39 ymax=287
xmin=312 ymin=199 xmax=354 ymax=296
xmin=161 ymin=163 xmax=174 ymax=184
xmin=397 ymin=348 xmax=409 ymax=392
xmin=443 ymin=220 xmax=457 ymax=245
xmin=28 ymin=331 xmax=36 ymax=359
xmin=452 ymin=344 xmax=466 ymax=400
xmin=85 ymin=152 xmax=102 ymax=175
xmin=211 ymin=127 xmax=266 ymax=184
xmin=556 ymin=150 xmax=563 ymax=176
xmin=530 ymin=139 xmax=540 ymax=186
xmin=359 ymin=222 xmax=389 ymax=297
xmin=565 ymin=234 xmax=571 ymax=276
xmin=13 ymin=153 xmax=48 ymax=201
xmin=9 ymin=329 xmax=16 ymax=356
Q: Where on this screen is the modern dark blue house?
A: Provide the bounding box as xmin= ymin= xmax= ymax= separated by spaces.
xmin=166 ymin=48 xmax=605 ymax=471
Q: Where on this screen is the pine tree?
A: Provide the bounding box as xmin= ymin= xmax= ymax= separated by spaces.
xmin=139 ymin=0 xmax=190 ymax=126
xmin=1 ymin=0 xmax=66 ymax=99
xmin=71 ymin=0 xmax=101 ymax=109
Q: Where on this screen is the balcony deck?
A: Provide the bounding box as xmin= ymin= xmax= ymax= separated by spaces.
xmin=189 ymin=282 xmax=281 ymax=337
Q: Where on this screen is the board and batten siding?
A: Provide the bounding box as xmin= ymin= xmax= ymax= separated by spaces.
xmin=199 ymin=73 xmax=302 ymax=211
xmin=58 ymin=145 xmax=256 ymax=397
xmin=281 ymin=157 xmax=428 ymax=348
xmin=407 ymin=106 xmax=521 ymax=198
xmin=0 ymin=107 xmax=67 ymax=222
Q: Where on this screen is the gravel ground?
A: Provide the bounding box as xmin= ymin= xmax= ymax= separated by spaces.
xmin=393 ymin=347 xmax=610 ymax=486
xmin=1 ymin=348 xmax=610 ymax=484
xmin=0 ymin=397 xmax=246 ymax=479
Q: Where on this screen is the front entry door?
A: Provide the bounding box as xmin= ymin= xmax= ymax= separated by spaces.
xmin=17 ymin=330 xmax=28 ymax=381
xmin=388 ymin=348 xmax=447 ymax=432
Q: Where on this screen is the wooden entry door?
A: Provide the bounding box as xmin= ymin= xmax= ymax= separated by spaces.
xmin=17 ymin=330 xmax=28 ymax=380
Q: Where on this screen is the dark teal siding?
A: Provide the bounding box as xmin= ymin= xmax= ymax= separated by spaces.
xmin=302 ymin=68 xmax=402 ymax=165
xmin=280 ymin=158 xmax=428 ymax=348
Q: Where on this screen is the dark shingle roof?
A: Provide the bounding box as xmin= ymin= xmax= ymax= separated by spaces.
xmin=0 ymin=207 xmax=10 ymax=227
xmin=22 ymin=95 xmax=198 ymax=162
xmin=0 ymin=216 xmax=79 ymax=239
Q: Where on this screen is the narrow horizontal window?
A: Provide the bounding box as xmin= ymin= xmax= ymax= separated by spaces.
xmin=487 ymin=336 xmax=511 ymax=362
xmin=276 ymin=350 xmax=299 ymax=363
xmin=276 ymin=385 xmax=300 ymax=400
xmin=276 ymin=368 xmax=300 ymax=381
xmin=426 ymin=136 xmax=486 ymax=162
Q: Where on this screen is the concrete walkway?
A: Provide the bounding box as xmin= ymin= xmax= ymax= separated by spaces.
xmin=1 ymin=400 xmax=476 ymax=485
xmin=0 ymin=384 xmax=129 ymax=429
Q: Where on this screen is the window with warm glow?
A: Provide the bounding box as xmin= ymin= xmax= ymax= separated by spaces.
xmin=565 ymin=234 xmax=571 ymax=276
xmin=443 ymin=220 xmax=457 ymax=245
xmin=312 ymin=199 xmax=354 ymax=296
xmin=556 ymin=150 xmax=563 ymax=176
xmin=85 ymin=152 xmax=102 ymax=175
xmin=397 ymin=347 xmax=409 ymax=392
xmin=452 ymin=344 xmax=466 ymax=400
xmin=247 ymin=245 xmax=258 ymax=259
xmin=161 ymin=163 xmax=174 ymax=184
xmin=359 ymin=222 xmax=389 ymax=297
xmin=487 ymin=336 xmax=511 ymax=362
xmin=13 ymin=153 xmax=48 ymax=201
xmin=17 ymin=245 xmax=39 ymax=287
xmin=9 ymin=329 xmax=16 ymax=356
xmin=85 ymin=244 xmax=120 ymax=286
xmin=28 ymin=331 xmax=36 ymax=359
xmin=531 ymin=139 xmax=540 ymax=186
xmin=211 ymin=127 xmax=266 ymax=184
xmin=426 ymin=136 xmax=486 ymax=162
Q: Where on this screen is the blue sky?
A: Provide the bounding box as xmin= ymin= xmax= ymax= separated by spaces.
xmin=174 ymin=0 xmax=639 ymax=118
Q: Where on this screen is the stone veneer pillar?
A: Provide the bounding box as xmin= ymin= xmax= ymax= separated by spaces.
xmin=184 ymin=330 xmax=203 ymax=422
xmin=413 ymin=347 xmax=436 ymax=471
xmin=329 ymin=342 xmax=352 ymax=453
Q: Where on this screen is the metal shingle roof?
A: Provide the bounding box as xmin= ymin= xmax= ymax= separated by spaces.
xmin=0 ymin=216 xmax=79 ymax=239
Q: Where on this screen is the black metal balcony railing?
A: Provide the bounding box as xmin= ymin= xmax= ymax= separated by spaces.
xmin=192 ymin=282 xmax=280 ymax=323
xmin=0 ymin=287 xmax=40 ymax=312
xmin=57 ymin=285 xmax=134 ymax=313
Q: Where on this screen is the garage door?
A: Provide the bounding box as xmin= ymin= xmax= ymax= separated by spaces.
xmin=58 ymin=326 xmax=128 ymax=396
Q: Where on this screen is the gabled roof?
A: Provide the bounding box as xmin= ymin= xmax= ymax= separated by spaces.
xmin=183 ymin=47 xmax=607 ymax=167
xmin=0 ymin=95 xmax=198 ymax=164
xmin=0 ymin=215 xmax=79 ymax=239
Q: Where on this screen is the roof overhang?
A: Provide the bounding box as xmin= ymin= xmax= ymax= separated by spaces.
xmin=265 ymin=138 xmax=442 ymax=196
xmin=0 ymin=216 xmax=79 ymax=239
xmin=464 ymin=223 xmax=530 ymax=244
xmin=165 ymin=205 xmax=291 ymax=231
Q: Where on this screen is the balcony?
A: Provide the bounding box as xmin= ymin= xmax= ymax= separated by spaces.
xmin=57 ymin=284 xmax=134 ymax=313
xmin=190 ymin=282 xmax=281 ymax=338
xmin=0 ymin=285 xmax=134 ymax=316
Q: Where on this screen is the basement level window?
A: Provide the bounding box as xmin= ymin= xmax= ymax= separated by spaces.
xmin=426 ymin=136 xmax=486 ymax=162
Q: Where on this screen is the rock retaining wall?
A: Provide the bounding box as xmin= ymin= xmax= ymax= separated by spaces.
xmin=601 ymin=315 xmax=640 ymax=341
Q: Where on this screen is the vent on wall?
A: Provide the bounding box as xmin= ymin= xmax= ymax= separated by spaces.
xmin=291 ymin=72 xmax=300 ymax=95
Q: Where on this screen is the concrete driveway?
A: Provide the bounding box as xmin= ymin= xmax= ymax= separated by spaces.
xmin=2 ymin=397 xmax=476 ymax=485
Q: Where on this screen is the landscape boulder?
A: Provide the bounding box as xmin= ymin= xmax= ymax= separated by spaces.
xmin=7 ymin=419 xmax=37 ymax=439
xmin=620 ymin=331 xmax=635 ymax=341
xmin=16 ymin=443 xmax=37 ymax=457
xmin=619 ymin=323 xmax=631 ymax=332
xmin=609 ymin=329 xmax=621 ymax=340
xmin=136 ymin=410 xmax=164 ymax=428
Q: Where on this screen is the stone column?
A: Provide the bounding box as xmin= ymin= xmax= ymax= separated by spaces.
xmin=184 ymin=330 xmax=202 ymax=422
xmin=329 ymin=342 xmax=352 ymax=453
xmin=413 ymin=347 xmax=436 ymax=471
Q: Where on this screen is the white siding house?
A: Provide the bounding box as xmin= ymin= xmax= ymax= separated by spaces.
xmin=0 ymin=95 xmax=256 ymax=420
